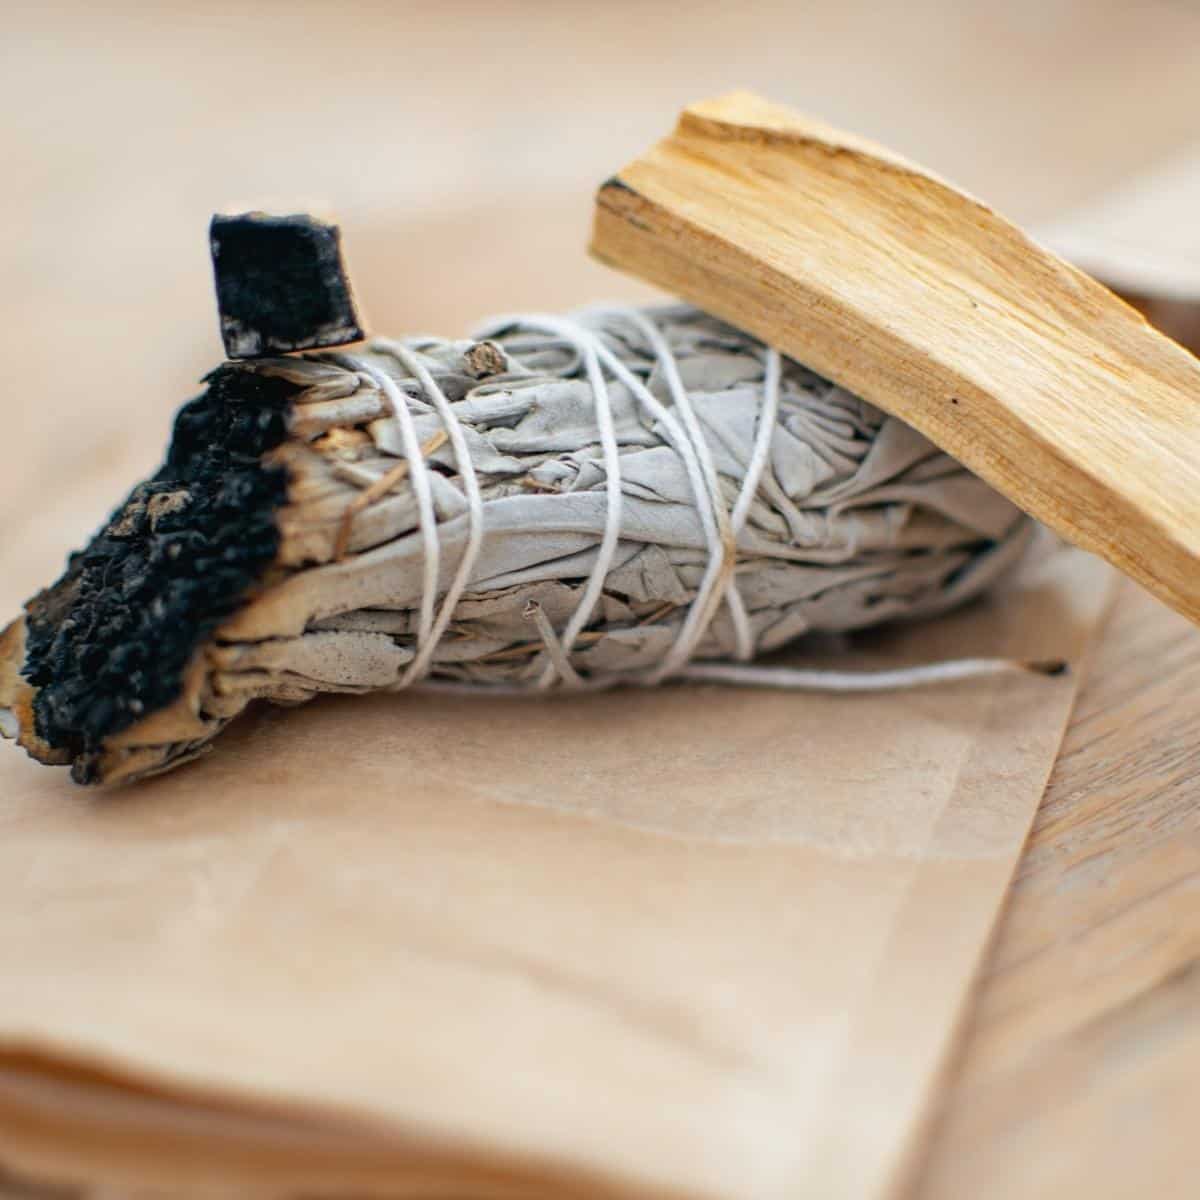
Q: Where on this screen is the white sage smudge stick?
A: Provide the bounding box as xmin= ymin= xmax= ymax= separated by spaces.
xmin=0 ymin=305 xmax=1040 ymax=786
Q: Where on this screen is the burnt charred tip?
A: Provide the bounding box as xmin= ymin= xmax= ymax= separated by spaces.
xmin=18 ymin=366 xmax=297 ymax=773
xmin=210 ymin=212 xmax=364 ymax=360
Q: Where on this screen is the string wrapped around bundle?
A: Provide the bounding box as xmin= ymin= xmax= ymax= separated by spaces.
xmin=0 ymin=305 xmax=1038 ymax=785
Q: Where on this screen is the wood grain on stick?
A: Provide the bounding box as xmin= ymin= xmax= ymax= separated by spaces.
xmin=591 ymin=91 xmax=1200 ymax=626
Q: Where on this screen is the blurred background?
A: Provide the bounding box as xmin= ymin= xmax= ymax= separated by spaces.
xmin=5 ymin=0 xmax=1200 ymax=620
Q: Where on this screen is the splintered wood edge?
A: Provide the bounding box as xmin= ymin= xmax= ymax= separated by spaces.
xmin=590 ymin=90 xmax=1200 ymax=627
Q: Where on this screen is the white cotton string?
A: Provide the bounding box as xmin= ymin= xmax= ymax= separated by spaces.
xmin=680 ymin=658 xmax=1066 ymax=691
xmin=522 ymin=600 xmax=582 ymax=687
xmin=416 ymin=657 xmax=1065 ymax=697
xmin=727 ymin=348 xmax=782 ymax=661
xmin=350 ymin=361 xmax=441 ymax=673
xmin=547 ymin=312 xmax=730 ymax=684
xmin=567 ymin=314 xmax=780 ymax=674
xmin=368 ymin=338 xmax=485 ymax=685
xmin=580 ymin=306 xmax=740 ymax=682
xmin=472 ymin=313 xmax=625 ymax=690
xmin=340 ymin=311 xmax=1037 ymax=697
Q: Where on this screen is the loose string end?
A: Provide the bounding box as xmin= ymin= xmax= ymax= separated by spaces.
xmin=678 ymin=656 xmax=1071 ymax=693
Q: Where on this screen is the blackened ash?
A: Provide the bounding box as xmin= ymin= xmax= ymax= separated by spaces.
xmin=22 ymin=367 xmax=296 ymax=780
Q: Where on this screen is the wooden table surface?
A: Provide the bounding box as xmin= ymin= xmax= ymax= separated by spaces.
xmin=4 ymin=4 xmax=1200 ymax=1197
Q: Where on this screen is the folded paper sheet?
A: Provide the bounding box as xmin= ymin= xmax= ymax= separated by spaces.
xmin=0 ymin=537 xmax=1111 ymax=1200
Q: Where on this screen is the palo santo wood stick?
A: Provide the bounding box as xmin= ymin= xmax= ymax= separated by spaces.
xmin=590 ymin=91 xmax=1200 ymax=626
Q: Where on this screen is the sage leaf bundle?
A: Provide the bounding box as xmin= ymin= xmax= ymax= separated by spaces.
xmin=0 ymin=305 xmax=1033 ymax=785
